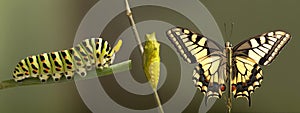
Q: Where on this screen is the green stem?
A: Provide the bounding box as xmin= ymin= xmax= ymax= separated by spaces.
xmin=0 ymin=60 xmax=131 ymax=90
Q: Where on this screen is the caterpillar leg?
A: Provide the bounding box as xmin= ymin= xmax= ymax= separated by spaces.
xmin=85 ymin=64 xmax=93 ymax=71
xmin=64 ymin=71 xmax=74 ymax=80
xmin=39 ymin=74 xmax=51 ymax=82
xmin=52 ymin=73 xmax=63 ymax=81
xmin=103 ymin=62 xmax=109 ymax=69
xmin=75 ymin=68 xmax=87 ymax=77
xmin=96 ymin=64 xmax=105 ymax=70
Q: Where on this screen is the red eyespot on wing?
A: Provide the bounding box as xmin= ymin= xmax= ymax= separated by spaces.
xmin=232 ymin=85 xmax=236 ymax=91
xmin=220 ymin=84 xmax=226 ymax=91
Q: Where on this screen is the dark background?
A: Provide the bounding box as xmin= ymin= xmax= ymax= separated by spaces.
xmin=0 ymin=0 xmax=299 ymax=112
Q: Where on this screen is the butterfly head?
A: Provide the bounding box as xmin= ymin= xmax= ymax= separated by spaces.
xmin=225 ymin=42 xmax=232 ymax=48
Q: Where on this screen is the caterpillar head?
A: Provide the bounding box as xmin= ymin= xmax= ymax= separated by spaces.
xmin=98 ymin=39 xmax=122 ymax=69
xmin=110 ymin=39 xmax=122 ymax=64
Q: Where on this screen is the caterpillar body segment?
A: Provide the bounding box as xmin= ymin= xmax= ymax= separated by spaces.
xmin=38 ymin=53 xmax=53 ymax=82
xmin=69 ymin=48 xmax=87 ymax=77
xmin=49 ymin=51 xmax=65 ymax=81
xmin=74 ymin=42 xmax=92 ymax=71
xmin=80 ymin=38 xmax=96 ymax=68
xmin=13 ymin=59 xmax=30 ymax=81
xmin=12 ymin=38 xmax=122 ymax=82
xmin=26 ymin=56 xmax=40 ymax=78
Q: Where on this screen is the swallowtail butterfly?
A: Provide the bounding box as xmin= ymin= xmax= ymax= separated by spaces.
xmin=166 ymin=27 xmax=291 ymax=106
xmin=13 ymin=38 xmax=122 ymax=82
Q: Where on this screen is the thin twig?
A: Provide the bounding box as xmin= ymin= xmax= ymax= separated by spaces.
xmin=0 ymin=60 xmax=131 ymax=90
xmin=153 ymin=88 xmax=164 ymax=113
xmin=125 ymin=0 xmax=144 ymax=53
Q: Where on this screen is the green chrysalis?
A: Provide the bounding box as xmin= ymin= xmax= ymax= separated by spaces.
xmin=143 ymin=32 xmax=160 ymax=89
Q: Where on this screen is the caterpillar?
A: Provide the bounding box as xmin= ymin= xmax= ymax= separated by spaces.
xmin=12 ymin=38 xmax=122 ymax=82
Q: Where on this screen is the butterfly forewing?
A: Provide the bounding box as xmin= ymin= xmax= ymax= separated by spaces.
xmin=233 ymin=30 xmax=291 ymax=66
xmin=166 ymin=27 xmax=223 ymax=64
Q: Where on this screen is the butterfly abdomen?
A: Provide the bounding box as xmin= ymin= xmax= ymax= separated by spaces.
xmin=12 ymin=38 xmax=122 ymax=82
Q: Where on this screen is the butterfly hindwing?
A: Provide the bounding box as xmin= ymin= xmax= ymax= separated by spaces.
xmin=232 ymin=56 xmax=263 ymax=106
xmin=192 ymin=52 xmax=227 ymax=101
xmin=233 ymin=30 xmax=291 ymax=66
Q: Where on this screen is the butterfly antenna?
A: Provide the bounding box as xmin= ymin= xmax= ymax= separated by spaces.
xmin=224 ymin=23 xmax=228 ymax=40
xmin=224 ymin=22 xmax=235 ymax=41
xmin=229 ymin=22 xmax=234 ymax=39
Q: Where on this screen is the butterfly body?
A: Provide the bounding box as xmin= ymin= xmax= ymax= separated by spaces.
xmin=225 ymin=42 xmax=233 ymax=109
xmin=166 ymin=27 xmax=291 ymax=106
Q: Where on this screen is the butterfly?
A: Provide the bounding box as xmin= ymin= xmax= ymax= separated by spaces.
xmin=166 ymin=27 xmax=291 ymax=106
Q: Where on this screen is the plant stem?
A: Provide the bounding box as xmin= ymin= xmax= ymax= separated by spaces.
xmin=0 ymin=60 xmax=131 ymax=90
xmin=124 ymin=0 xmax=144 ymax=54
xmin=153 ymin=88 xmax=165 ymax=113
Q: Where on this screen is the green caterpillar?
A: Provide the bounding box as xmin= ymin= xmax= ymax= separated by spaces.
xmin=13 ymin=38 xmax=122 ymax=82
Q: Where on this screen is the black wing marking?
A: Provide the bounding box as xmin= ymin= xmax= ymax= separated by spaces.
xmin=233 ymin=30 xmax=291 ymax=65
xmin=232 ymin=56 xmax=263 ymax=106
xmin=166 ymin=27 xmax=223 ymax=64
